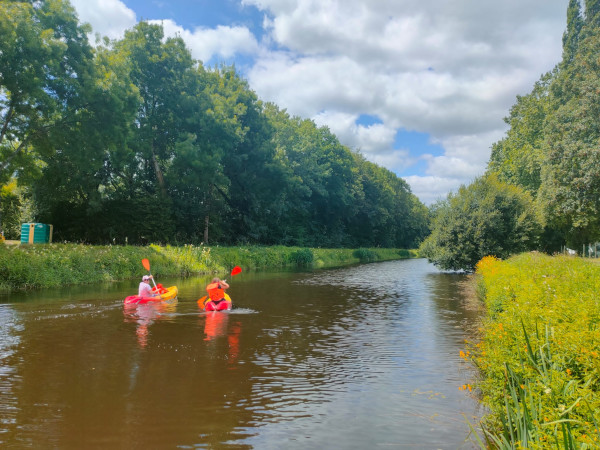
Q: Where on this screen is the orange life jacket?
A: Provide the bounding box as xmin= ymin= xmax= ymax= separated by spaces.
xmin=206 ymin=282 xmax=225 ymax=301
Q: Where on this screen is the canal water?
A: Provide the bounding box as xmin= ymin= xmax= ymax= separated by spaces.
xmin=0 ymin=258 xmax=484 ymax=448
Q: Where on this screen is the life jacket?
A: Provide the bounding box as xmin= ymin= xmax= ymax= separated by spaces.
xmin=152 ymin=283 xmax=168 ymax=294
xmin=206 ymin=282 xmax=225 ymax=301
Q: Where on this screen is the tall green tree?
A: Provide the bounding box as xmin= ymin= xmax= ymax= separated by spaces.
xmin=206 ymin=69 xmax=287 ymax=244
xmin=562 ymin=0 xmax=584 ymax=66
xmin=57 ymin=21 xmax=199 ymax=244
xmin=486 ymin=0 xmax=600 ymax=250
xmin=538 ymin=27 xmax=600 ymax=246
xmin=115 ymin=22 xmax=195 ymax=196
xmin=0 ymin=0 xmax=95 ymax=233
xmin=487 ymin=73 xmax=554 ymax=195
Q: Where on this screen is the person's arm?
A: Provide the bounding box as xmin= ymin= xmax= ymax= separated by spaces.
xmin=220 ymin=280 xmax=230 ymax=289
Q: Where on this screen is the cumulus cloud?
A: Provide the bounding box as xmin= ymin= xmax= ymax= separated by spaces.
xmin=152 ymin=20 xmax=260 ymax=63
xmin=244 ymin=0 xmax=566 ymax=203
xmin=71 ymin=1 xmax=259 ymax=63
xmin=403 ymin=175 xmax=467 ymax=205
xmin=70 ymin=0 xmax=136 ymax=40
xmin=314 ymin=111 xmax=397 ymax=157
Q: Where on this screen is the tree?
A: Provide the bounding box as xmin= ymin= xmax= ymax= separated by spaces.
xmin=114 ymin=22 xmax=195 ymax=196
xmin=0 ymin=0 xmax=95 ymax=233
xmin=562 ymin=0 xmax=584 ymax=66
xmin=487 ymin=73 xmax=554 ymax=195
xmin=0 ymin=179 xmax=23 ymax=239
xmin=420 ymin=174 xmax=540 ymax=272
xmin=537 ymin=14 xmax=600 ymax=247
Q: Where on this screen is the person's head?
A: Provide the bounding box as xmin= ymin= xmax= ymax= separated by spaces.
xmin=211 ymin=277 xmax=220 ymax=283
xmin=142 ymin=275 xmax=150 ymax=283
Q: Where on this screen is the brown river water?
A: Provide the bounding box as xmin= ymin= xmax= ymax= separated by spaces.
xmin=0 ymin=258 xmax=484 ymax=449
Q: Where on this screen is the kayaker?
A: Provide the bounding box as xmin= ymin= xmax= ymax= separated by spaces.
xmin=139 ymin=275 xmax=158 ymax=298
xmin=205 ymin=277 xmax=230 ymax=309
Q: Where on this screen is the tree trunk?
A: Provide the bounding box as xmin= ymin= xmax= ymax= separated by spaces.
xmin=151 ymin=142 xmax=166 ymax=196
xmin=204 ymin=214 xmax=209 ymax=244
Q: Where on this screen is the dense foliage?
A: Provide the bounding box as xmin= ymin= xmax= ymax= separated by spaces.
xmin=471 ymin=253 xmax=600 ymax=448
xmin=488 ymin=0 xmax=600 ymax=250
xmin=419 ymin=174 xmax=540 ymax=271
xmin=0 ymin=0 xmax=428 ymax=248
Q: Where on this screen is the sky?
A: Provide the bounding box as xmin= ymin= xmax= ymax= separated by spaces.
xmin=69 ymin=0 xmax=568 ymax=205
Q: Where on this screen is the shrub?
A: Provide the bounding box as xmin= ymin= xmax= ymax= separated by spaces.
xmin=353 ymin=248 xmax=378 ymax=263
xmin=289 ymin=248 xmax=314 ymax=267
xmin=420 ymin=174 xmax=541 ymax=272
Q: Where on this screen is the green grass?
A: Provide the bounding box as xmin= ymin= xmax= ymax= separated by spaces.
xmin=469 ymin=253 xmax=600 ymax=448
xmin=0 ymin=243 xmax=416 ymax=291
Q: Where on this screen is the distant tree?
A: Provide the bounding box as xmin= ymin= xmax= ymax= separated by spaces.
xmin=420 ymin=174 xmax=540 ymax=272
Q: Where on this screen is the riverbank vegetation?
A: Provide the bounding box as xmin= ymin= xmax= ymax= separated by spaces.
xmin=0 ymin=0 xmax=428 ymax=249
xmin=422 ymin=2 xmax=600 ymax=272
xmin=0 ymin=243 xmax=415 ymax=291
xmin=471 ymin=253 xmax=600 ymax=448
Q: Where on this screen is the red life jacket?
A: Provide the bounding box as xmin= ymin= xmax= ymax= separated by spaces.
xmin=207 ymin=282 xmax=225 ymax=301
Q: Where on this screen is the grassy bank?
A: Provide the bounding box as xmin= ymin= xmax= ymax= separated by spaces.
xmin=470 ymin=252 xmax=600 ymax=448
xmin=0 ymin=243 xmax=416 ymax=291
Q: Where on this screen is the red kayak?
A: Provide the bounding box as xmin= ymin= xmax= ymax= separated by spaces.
xmin=198 ymin=293 xmax=232 ymax=311
xmin=124 ymin=285 xmax=178 ymax=305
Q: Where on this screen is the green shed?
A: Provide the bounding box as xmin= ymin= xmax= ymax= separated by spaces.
xmin=20 ymin=223 xmax=53 ymax=244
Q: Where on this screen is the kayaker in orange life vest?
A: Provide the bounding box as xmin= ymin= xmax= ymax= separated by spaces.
xmin=205 ymin=277 xmax=230 ymax=310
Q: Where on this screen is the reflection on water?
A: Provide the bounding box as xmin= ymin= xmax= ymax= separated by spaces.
xmin=123 ymin=299 xmax=179 ymax=348
xmin=0 ymin=259 xmax=483 ymax=448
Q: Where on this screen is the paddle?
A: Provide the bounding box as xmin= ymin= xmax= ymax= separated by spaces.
xmin=141 ymin=258 xmax=159 ymax=291
xmin=198 ymin=266 xmax=242 ymax=309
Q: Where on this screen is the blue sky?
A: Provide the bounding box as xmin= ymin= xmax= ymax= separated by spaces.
xmin=71 ymin=0 xmax=568 ymax=204
xmin=122 ymin=1 xmax=263 ymax=34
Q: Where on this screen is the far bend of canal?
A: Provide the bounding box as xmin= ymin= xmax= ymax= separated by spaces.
xmin=0 ymin=258 xmax=485 ymax=449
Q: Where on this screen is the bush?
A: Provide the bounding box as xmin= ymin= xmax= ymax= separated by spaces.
xmin=420 ymin=174 xmax=541 ymax=272
xmin=353 ymin=248 xmax=378 ymax=263
xmin=289 ymin=248 xmax=314 ymax=267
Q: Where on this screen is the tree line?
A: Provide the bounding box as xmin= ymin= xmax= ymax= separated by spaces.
xmin=422 ymin=0 xmax=600 ymax=271
xmin=0 ymin=0 xmax=429 ymax=248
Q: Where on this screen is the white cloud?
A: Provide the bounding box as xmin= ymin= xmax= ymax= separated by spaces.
xmin=312 ymin=110 xmax=394 ymax=150
xmin=244 ymin=0 xmax=565 ymax=203
xmin=151 ymin=20 xmax=260 ymax=63
xmin=71 ymin=1 xmax=259 ymax=63
xmin=403 ymin=175 xmax=466 ymax=206
xmin=70 ymin=0 xmax=136 ymax=40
